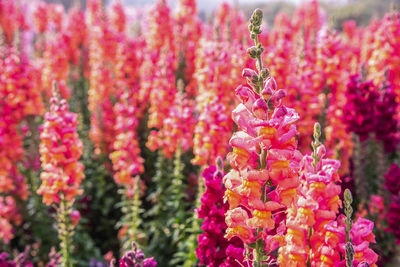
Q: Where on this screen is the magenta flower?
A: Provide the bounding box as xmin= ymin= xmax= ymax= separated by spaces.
xmin=196 ymin=165 xmax=244 ymax=266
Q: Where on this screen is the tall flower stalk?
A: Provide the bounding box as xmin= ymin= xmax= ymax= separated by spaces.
xmin=110 ymin=35 xmax=145 ymax=248
xmin=223 ymin=9 xmax=302 ymax=266
xmin=278 ymin=123 xmax=342 ymax=266
xmin=37 ymin=84 xmax=85 ymax=266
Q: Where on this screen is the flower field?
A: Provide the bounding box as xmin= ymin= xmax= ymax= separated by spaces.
xmin=0 ymin=0 xmax=399 ymax=266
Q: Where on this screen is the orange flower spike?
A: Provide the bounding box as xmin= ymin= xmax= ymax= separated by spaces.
xmin=37 ymin=88 xmax=85 ymax=206
xmin=0 ymin=49 xmax=44 ymax=243
xmin=109 ymin=37 xmax=145 ymax=197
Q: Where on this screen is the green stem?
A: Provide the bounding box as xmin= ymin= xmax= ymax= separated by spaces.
xmin=254 ymin=35 xmax=263 ymax=73
xmin=255 ymin=238 xmax=262 ymax=267
xmin=172 ymin=146 xmax=186 ymax=221
xmin=252 ymin=228 xmax=266 ymax=267
xmin=58 ymin=197 xmax=73 ymax=267
xmin=129 ymin=179 xmax=142 ymax=245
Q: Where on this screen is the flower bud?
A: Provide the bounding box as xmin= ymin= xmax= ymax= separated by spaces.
xmin=216 ymin=156 xmax=224 ymax=171
xmin=345 ymin=242 xmax=354 ymax=254
xmin=313 ymin=122 xmax=321 ymax=141
xmin=252 ymin=99 xmax=268 ymax=119
xmin=344 ymin=189 xmax=353 ymax=204
xmin=345 ymin=242 xmax=355 ymax=266
xmin=273 ymin=89 xmax=286 ymax=100
xmin=261 ymin=87 xmax=273 ymax=99
xmin=316 ymin=144 xmax=326 ymax=158
xmin=136 ymin=250 xmax=145 ymax=262
xmin=251 ymin=9 xmax=263 ymax=27
xmin=247 ymin=46 xmax=258 ymax=58
xmin=127 ymin=252 xmax=135 ymax=259
xmin=123 ymin=257 xmax=134 ymax=265
xmin=214 ymin=170 xmax=223 ymax=180
xmin=260 ymin=68 xmax=270 ymax=79
xmin=20 ymin=125 xmax=29 ymax=135
xmin=242 ymin=68 xmax=258 ymax=79
xmin=248 ymin=24 xmax=254 ymax=31
xmin=70 ymin=210 xmax=81 ymax=226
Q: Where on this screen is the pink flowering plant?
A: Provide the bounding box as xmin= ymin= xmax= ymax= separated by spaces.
xmin=1 ymin=1 xmax=399 ymax=266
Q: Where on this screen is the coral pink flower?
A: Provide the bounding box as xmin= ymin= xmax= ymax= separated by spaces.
xmin=367 ymin=13 xmax=400 ymax=117
xmin=37 ymin=90 xmax=85 ymax=205
xmin=109 ymin=1 xmax=126 ymax=33
xmin=0 ymin=0 xmax=26 ymax=45
xmin=41 ymin=34 xmax=71 ymax=99
xmin=0 ymin=48 xmax=42 ymax=243
xmin=147 ymin=92 xmax=195 ymax=159
xmin=87 ymin=0 xmax=117 ymax=155
xmin=191 ymin=38 xmax=246 ymax=166
xmin=32 ymin=1 xmax=49 ymax=34
xmin=65 ymin=5 xmax=86 ymax=66
xmin=147 ymin=52 xmax=177 ymax=130
xmin=110 ymin=37 xmax=145 ymax=196
xmin=173 ymin=0 xmax=202 ymax=96
xmin=0 ymin=196 xmax=22 ymax=244
xmin=139 ymin=0 xmax=176 ymax=107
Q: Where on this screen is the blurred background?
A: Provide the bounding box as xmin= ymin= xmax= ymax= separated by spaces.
xmin=42 ymin=0 xmax=399 ymax=29
xmin=2 ymin=0 xmax=400 ymax=266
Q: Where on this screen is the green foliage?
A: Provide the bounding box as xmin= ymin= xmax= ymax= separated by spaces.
xmin=352 ymin=134 xmax=387 ymax=207
xmin=73 ymin=230 xmax=103 ymax=267
xmin=172 ymin=214 xmax=201 ymax=267
xmin=143 ymin=148 xmax=200 ymax=267
xmin=70 ymin=59 xmax=122 ymax=262
xmin=144 ymin=151 xmax=174 ymax=265
xmin=351 ymin=134 xmax=398 ymax=264
xmin=11 ymin=174 xmax=57 ymax=264
xmin=118 ymin=183 xmax=145 ymax=251
xmin=77 ymin=152 xmax=122 ymax=260
xmin=172 ymin=171 xmax=204 ymax=267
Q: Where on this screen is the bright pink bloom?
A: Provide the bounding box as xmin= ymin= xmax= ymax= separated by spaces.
xmin=147 ymin=92 xmax=195 ymax=159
